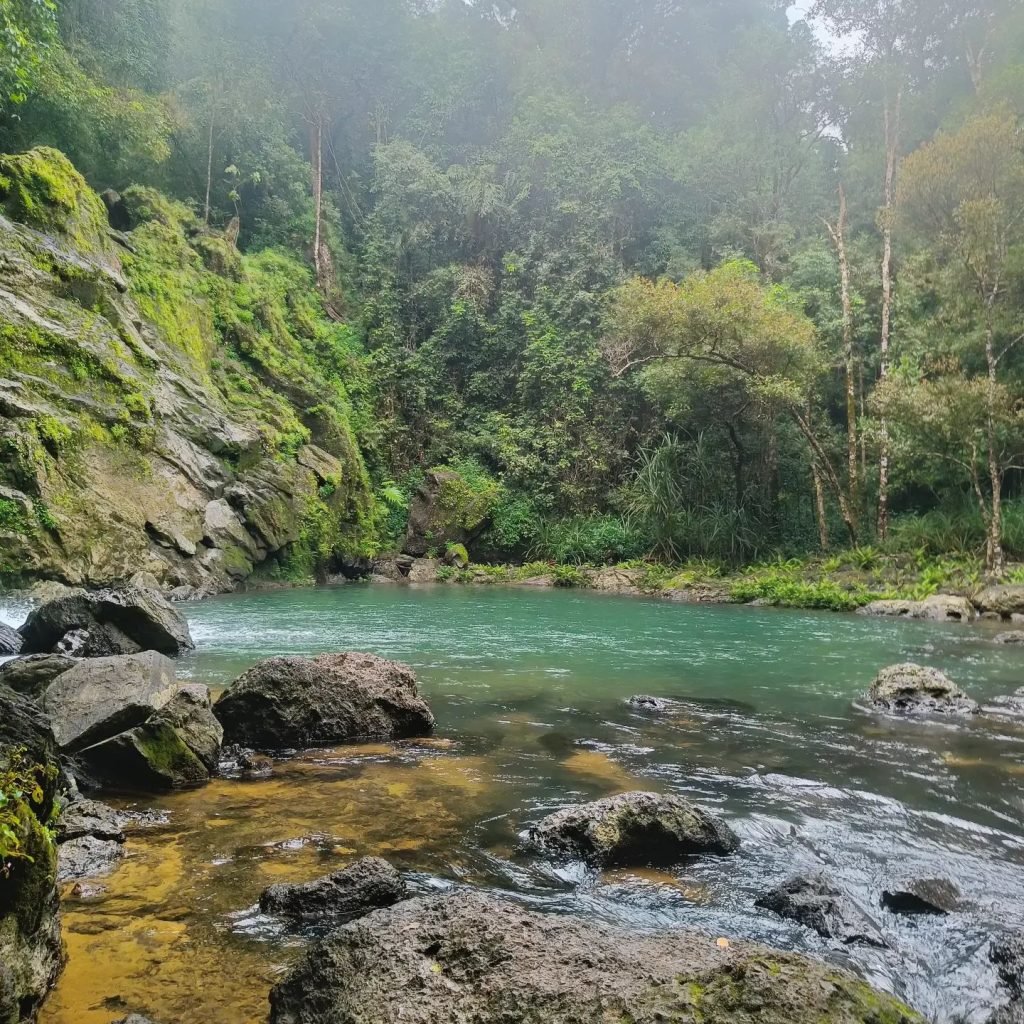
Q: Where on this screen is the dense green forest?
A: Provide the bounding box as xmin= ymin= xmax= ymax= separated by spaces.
xmin=3 ymin=0 xmax=1024 ymax=577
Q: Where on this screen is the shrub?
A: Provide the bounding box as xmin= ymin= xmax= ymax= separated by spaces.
xmin=552 ymin=564 xmax=590 ymax=588
xmin=528 ymin=515 xmax=648 ymax=565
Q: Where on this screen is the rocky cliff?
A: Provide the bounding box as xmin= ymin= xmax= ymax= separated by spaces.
xmin=0 ymin=148 xmax=375 ymax=594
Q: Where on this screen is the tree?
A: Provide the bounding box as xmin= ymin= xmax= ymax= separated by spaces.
xmin=895 ymin=110 xmax=1024 ymax=573
xmin=603 ymin=260 xmax=859 ymax=543
xmin=1 ymin=0 xmax=55 ymax=107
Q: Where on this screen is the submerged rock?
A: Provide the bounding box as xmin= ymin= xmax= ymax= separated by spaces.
xmin=627 ymin=694 xmax=670 ymax=711
xmin=0 ymin=653 xmax=75 ymax=697
xmin=990 ymin=688 xmax=1024 ymax=718
xmin=260 ymin=857 xmax=406 ymax=927
xmin=994 ymin=631 xmax=1024 ymax=645
xmin=525 ymin=791 xmax=738 ymax=867
xmin=218 ymin=744 xmax=273 ymax=776
xmin=268 ymin=891 xmax=925 ymax=1024
xmin=214 ymin=652 xmax=435 ymax=750
xmin=18 ymin=586 xmax=193 ymax=658
xmin=867 ymin=663 xmax=979 ymax=716
xmin=881 ymin=878 xmax=960 ymax=916
xmin=992 ymin=932 xmax=1024 ymax=998
xmin=0 ymin=620 xmax=22 ymax=655
xmin=859 ymin=595 xmax=975 ymax=623
xmin=756 ymin=874 xmax=886 ymax=947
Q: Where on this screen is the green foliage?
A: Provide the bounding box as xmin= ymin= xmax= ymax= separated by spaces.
xmin=730 ymin=571 xmax=881 ymax=612
xmin=527 ymin=514 xmax=647 ymax=565
xmin=0 ymin=0 xmax=56 ymax=106
xmin=445 ymin=542 xmax=469 ymax=568
xmin=0 ymin=748 xmax=55 ymax=874
xmin=551 ymin=563 xmax=590 ymax=589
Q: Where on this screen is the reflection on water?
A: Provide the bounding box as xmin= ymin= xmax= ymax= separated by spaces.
xmin=31 ymin=585 xmax=1024 ymax=1024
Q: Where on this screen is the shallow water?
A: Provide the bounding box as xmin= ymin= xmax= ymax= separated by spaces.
xmin=9 ymin=584 xmax=1023 ymax=1024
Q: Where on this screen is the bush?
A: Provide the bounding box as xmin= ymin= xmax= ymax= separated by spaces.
xmin=527 ymin=515 xmax=648 ymax=565
xmin=552 ymin=564 xmax=590 ymax=588
xmin=730 ymin=569 xmax=881 ymax=612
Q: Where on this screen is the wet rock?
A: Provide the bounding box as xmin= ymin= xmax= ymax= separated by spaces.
xmin=0 ymin=620 xmax=21 ymax=655
xmin=627 ymin=695 xmax=670 ymax=711
xmin=260 ymin=857 xmax=406 ymax=927
xmin=214 ymin=652 xmax=435 ymax=750
xmin=990 ymin=689 xmax=1024 ymax=717
xmin=268 ymin=891 xmax=925 ymax=1024
xmin=0 ymin=687 xmax=64 ymax=1023
xmin=0 ymin=653 xmax=75 ymax=697
xmin=859 ymin=595 xmax=975 ymax=623
xmin=403 ymin=469 xmax=492 ymax=558
xmin=18 ymin=586 xmax=193 ymax=657
xmin=41 ymin=651 xmax=180 ymax=752
xmin=975 ymin=585 xmax=1024 ymax=618
xmin=591 ymin=568 xmax=643 ymax=594
xmin=756 ymin=874 xmax=886 ymax=947
xmin=988 ymin=1005 xmax=1024 ymax=1024
xmin=78 ymin=685 xmax=222 ymax=791
xmin=525 ymin=791 xmax=738 ymax=867
xmin=994 ymin=631 xmax=1024 ymax=644
xmin=111 ymin=1016 xmax=161 ymax=1024
xmin=867 ymin=663 xmax=979 ymax=716
xmin=407 ymin=557 xmax=440 ymax=583
xmin=991 ymin=932 xmax=1024 ymax=998
xmin=881 ymin=878 xmax=960 ymax=916
xmin=58 ymin=834 xmax=124 ymax=882
xmin=219 ymin=744 xmax=273 ymax=775
xmin=57 ymin=798 xmax=124 ymax=844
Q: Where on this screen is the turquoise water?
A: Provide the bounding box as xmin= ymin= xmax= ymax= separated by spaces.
xmin=15 ymin=584 xmax=1024 ymax=1024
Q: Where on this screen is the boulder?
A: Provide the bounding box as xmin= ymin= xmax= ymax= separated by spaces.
xmin=756 ymin=874 xmax=885 ymax=947
xmin=78 ymin=686 xmax=222 ymax=791
xmin=260 ymin=857 xmax=406 ymax=927
xmin=268 ymin=891 xmax=925 ymax=1024
xmin=881 ymin=878 xmax=960 ymax=916
xmin=41 ymin=651 xmax=180 ymax=752
xmin=591 ymin=568 xmax=643 ymax=594
xmin=975 ymin=585 xmax=1024 ymax=618
xmin=407 ymin=558 xmax=440 ymax=583
xmin=403 ymin=469 xmax=490 ymax=558
xmin=859 ymin=595 xmax=975 ymax=623
xmin=867 ymin=663 xmax=979 ymax=716
xmin=18 ymin=586 xmax=193 ymax=657
xmin=214 ymin=653 xmax=435 ymax=750
xmin=988 ymin=1006 xmax=1024 ymax=1024
xmin=219 ymin=744 xmax=273 ymax=776
xmin=990 ymin=689 xmax=1024 ymax=718
xmin=0 ymin=620 xmax=21 ymax=655
xmin=627 ymin=695 xmax=670 ymax=711
xmin=995 ymin=631 xmax=1024 ymax=645
xmin=0 ymin=688 xmax=65 ymax=1024
xmin=525 ymin=791 xmax=738 ymax=867
xmin=0 ymin=654 xmax=75 ymax=697
xmin=992 ymin=932 xmax=1024 ymax=998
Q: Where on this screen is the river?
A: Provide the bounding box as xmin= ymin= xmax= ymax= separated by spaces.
xmin=8 ymin=584 xmax=1021 ymax=1024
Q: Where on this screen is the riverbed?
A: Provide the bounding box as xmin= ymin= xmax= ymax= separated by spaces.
xmin=8 ymin=584 xmax=1023 ymax=1024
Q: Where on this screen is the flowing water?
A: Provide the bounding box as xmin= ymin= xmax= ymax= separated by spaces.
xmin=7 ymin=584 xmax=1024 ymax=1024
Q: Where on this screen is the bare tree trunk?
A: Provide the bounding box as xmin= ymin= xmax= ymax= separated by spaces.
xmin=310 ymin=113 xmax=325 ymax=290
xmin=811 ymin=460 xmax=830 ymax=551
xmin=877 ymin=90 xmax=901 ymax=541
xmin=826 ymin=183 xmax=858 ymax=513
xmin=985 ymin=317 xmax=1005 ymax=576
xmin=792 ymin=409 xmax=857 ymax=546
xmin=204 ymin=104 xmax=215 ymax=228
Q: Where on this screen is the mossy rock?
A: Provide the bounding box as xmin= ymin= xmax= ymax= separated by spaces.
xmin=0 ymin=148 xmax=110 ymax=252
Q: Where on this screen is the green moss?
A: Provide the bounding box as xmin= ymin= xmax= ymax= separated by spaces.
xmin=0 ymin=147 xmax=109 ymax=252
xmin=0 ymin=499 xmax=31 ymax=536
xmin=132 ymin=723 xmax=207 ymax=785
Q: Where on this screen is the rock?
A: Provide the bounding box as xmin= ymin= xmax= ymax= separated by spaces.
xmin=41 ymin=651 xmax=180 ymax=752
xmin=18 ymin=586 xmax=193 ymax=657
xmin=0 ymin=688 xmax=65 ymax=1023
xmin=975 ymin=585 xmax=1024 ymax=618
xmin=859 ymin=595 xmax=975 ymax=623
xmin=627 ymin=694 xmax=670 ymax=711
xmin=881 ymin=878 xmax=960 ymax=916
xmin=214 ymin=653 xmax=435 ymax=750
xmin=591 ymin=568 xmax=643 ymax=594
xmin=268 ymin=891 xmax=925 ymax=1024
xmin=995 ymin=631 xmax=1024 ymax=644
xmin=0 ymin=653 xmax=75 ymax=697
xmin=988 ymin=1005 xmax=1024 ymax=1024
xmin=218 ymin=744 xmax=273 ymax=776
xmin=260 ymin=857 xmax=406 ymax=927
xmin=78 ymin=685 xmax=222 ymax=791
xmin=407 ymin=557 xmax=440 ymax=583
xmin=111 ymin=1017 xmax=161 ymax=1024
xmin=867 ymin=663 xmax=979 ymax=716
xmin=57 ymin=798 xmax=124 ymax=844
xmin=990 ymin=689 xmax=1024 ymax=717
xmin=991 ymin=932 xmax=1024 ymax=998
xmin=0 ymin=620 xmax=21 ymax=655
xmin=57 ymin=834 xmax=125 ymax=882
xmin=756 ymin=874 xmax=885 ymax=947
xmin=403 ymin=469 xmax=491 ymax=558
xmin=525 ymin=791 xmax=738 ymax=867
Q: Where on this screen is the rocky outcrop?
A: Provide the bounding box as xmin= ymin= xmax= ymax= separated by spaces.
xmin=756 ymin=874 xmax=886 ymax=947
xmin=260 ymin=857 xmax=406 ymax=927
xmin=268 ymin=891 xmax=925 ymax=1024
xmin=990 ymin=688 xmax=1024 ymax=717
xmin=867 ymin=663 xmax=979 ymax=716
xmin=590 ymin=568 xmax=643 ymax=594
xmin=525 ymin=791 xmax=738 ymax=867
xmin=995 ymin=631 xmax=1024 ymax=644
xmin=18 ymin=586 xmax=193 ymax=657
xmin=0 ymin=654 xmax=74 ymax=697
xmin=56 ymin=798 xmax=125 ymax=882
xmin=859 ymin=595 xmax=975 ymax=623
xmin=0 ymin=148 xmax=373 ymax=594
xmin=975 ymin=585 xmax=1024 ymax=619
xmin=0 ymin=687 xmax=65 ymax=1024
xmin=881 ymin=878 xmax=960 ymax=916
xmin=0 ymin=621 xmax=21 ymax=655
xmin=406 ymin=558 xmax=440 ymax=583
xmin=214 ymin=653 xmax=435 ymax=750
xmin=403 ymin=469 xmax=492 ymax=558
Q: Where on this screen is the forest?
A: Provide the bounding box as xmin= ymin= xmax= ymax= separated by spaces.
xmin=3 ymin=0 xmax=1024 ymax=580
